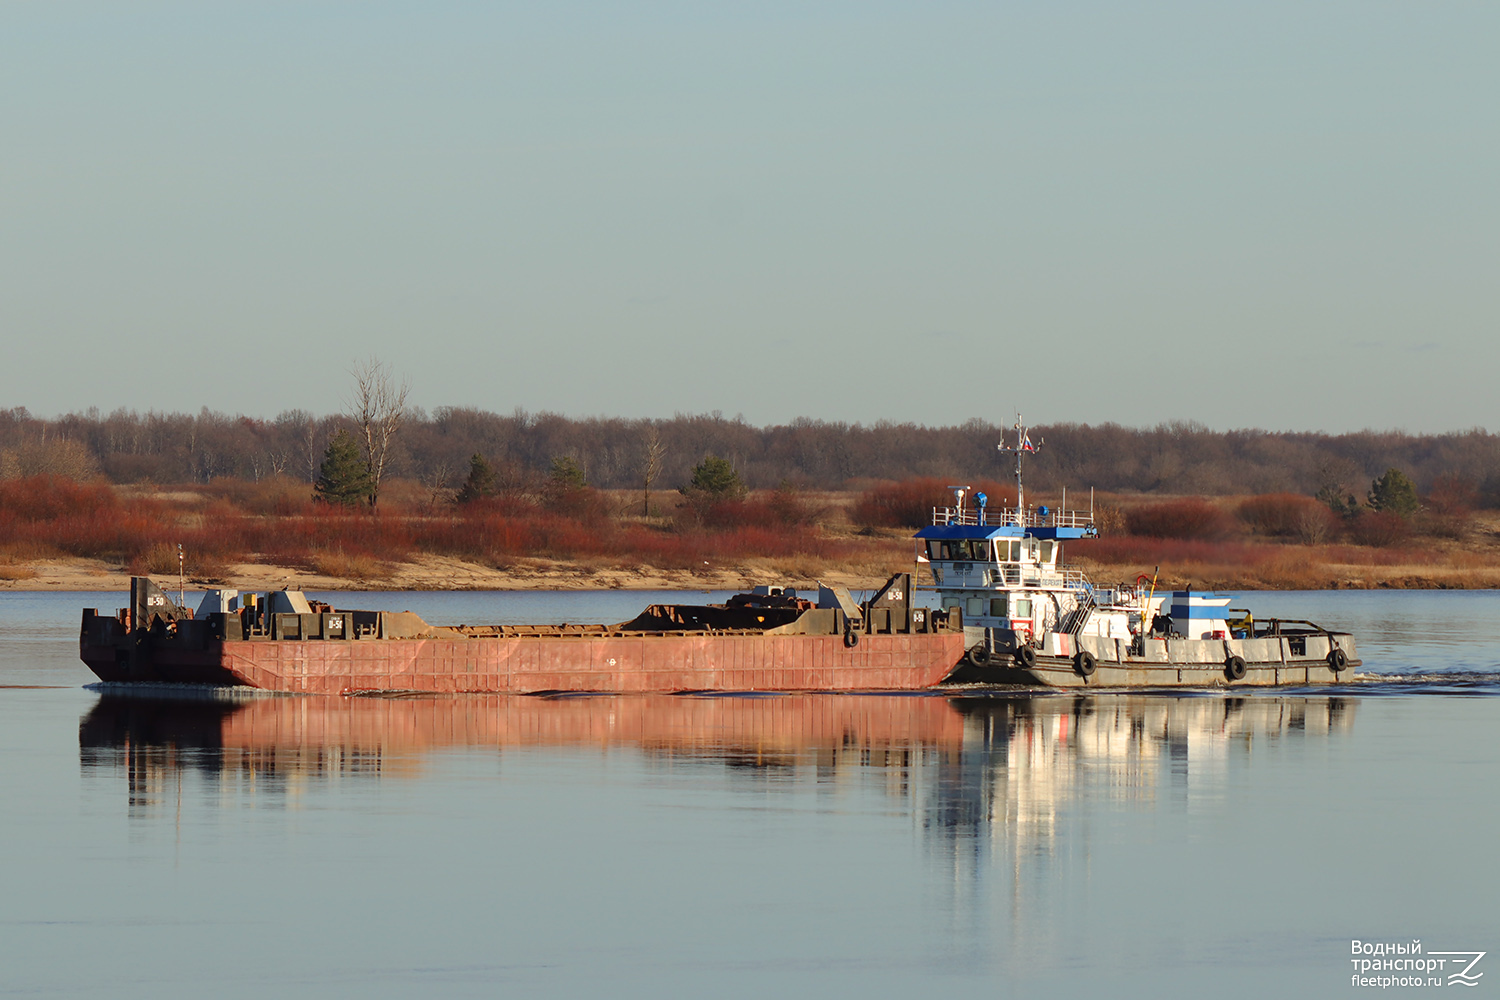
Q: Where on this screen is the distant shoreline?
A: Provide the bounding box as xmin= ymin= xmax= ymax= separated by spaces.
xmin=6 ymin=554 xmax=1498 ymax=594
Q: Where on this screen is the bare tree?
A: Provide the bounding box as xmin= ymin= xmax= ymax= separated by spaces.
xmin=640 ymin=423 xmax=666 ymax=517
xmin=302 ymin=420 xmax=322 ymax=483
xmin=346 ymin=356 xmax=410 ymax=508
xmin=421 ymin=459 xmax=456 ymax=510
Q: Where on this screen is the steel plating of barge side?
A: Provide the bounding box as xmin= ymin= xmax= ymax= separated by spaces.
xmin=80 ymin=573 xmax=966 ymax=694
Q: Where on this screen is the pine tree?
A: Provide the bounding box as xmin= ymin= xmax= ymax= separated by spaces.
xmin=678 ymin=454 xmax=747 ymax=525
xmin=686 ymin=455 xmax=745 ymax=500
xmin=455 ymin=453 xmax=497 ymax=504
xmin=314 ymin=429 xmax=373 ymax=506
xmin=544 ymin=455 xmax=593 ymax=516
xmin=549 ymin=455 xmax=587 ymax=491
xmin=1368 ymin=468 xmax=1420 ymax=518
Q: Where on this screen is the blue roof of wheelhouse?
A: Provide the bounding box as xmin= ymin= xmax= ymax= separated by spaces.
xmin=913 ymin=524 xmax=1093 ymax=541
xmin=914 ymin=524 xmax=1021 ymax=540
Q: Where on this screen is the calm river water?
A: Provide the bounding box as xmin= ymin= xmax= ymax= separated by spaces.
xmin=2 ymin=589 xmax=1497 ymax=998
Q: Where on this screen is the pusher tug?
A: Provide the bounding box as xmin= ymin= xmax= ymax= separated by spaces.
xmin=918 ymin=417 xmax=1359 ymax=686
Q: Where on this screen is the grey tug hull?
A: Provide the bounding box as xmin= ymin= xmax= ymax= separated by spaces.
xmin=954 ymin=627 xmax=1359 ymax=688
xmin=970 ymin=651 xmax=1360 ymax=688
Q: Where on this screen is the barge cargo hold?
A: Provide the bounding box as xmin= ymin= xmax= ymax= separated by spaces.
xmin=80 ymin=574 xmax=966 ymax=695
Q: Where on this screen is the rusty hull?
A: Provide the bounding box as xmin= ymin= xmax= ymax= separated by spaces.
xmin=84 ymin=631 xmax=963 ymax=694
xmin=80 ymin=575 xmax=967 ymax=694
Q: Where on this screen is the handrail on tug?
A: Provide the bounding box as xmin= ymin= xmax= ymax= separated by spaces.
xmin=929 ymin=505 xmax=1096 ymax=529
xmin=1246 ymin=618 xmax=1330 ymax=637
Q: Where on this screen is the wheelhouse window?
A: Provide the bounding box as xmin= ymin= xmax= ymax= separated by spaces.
xmin=930 ymin=540 xmax=991 ymax=561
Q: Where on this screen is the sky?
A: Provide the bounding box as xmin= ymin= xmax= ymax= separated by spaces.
xmin=2 ymin=1 xmax=1496 ymax=434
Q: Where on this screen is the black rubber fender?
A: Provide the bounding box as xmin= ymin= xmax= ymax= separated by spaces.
xmin=1328 ymin=646 xmax=1347 ymax=671
xmin=965 ymin=644 xmax=991 ymax=668
xmin=843 ymin=627 xmax=860 ymax=648
xmin=1014 ymin=644 xmax=1037 ymax=669
xmin=1074 ymin=650 xmax=1097 ymax=678
xmin=1225 ymin=655 xmax=1247 ymax=681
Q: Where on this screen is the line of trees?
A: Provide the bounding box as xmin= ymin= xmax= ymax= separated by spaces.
xmin=7 ymin=405 xmax=1500 ymax=504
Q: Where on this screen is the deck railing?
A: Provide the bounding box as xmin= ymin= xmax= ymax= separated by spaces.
xmin=931 ymin=505 xmax=1095 ymax=530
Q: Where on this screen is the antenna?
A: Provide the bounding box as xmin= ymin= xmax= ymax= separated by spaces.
xmin=996 ymin=414 xmax=1042 ymax=512
xmin=178 ymin=543 xmax=185 ymax=608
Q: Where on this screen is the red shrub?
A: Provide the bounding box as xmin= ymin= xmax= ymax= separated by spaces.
xmin=0 ymin=479 xmax=183 ymax=560
xmin=1125 ymin=498 xmax=1234 ymax=540
xmin=0 ymin=476 xmax=873 ymax=576
xmin=0 ymin=476 xmax=117 ymax=522
xmin=1069 ymin=536 xmax=1267 ymax=567
xmin=852 ymin=478 xmax=953 ymax=528
xmin=1237 ymin=493 xmax=1341 ymax=544
xmin=1238 ymin=494 xmax=1313 ymax=535
xmin=853 ymin=478 xmax=1015 ymax=529
xmin=708 ymin=486 xmax=823 ymax=529
xmin=1349 ymin=511 xmax=1411 ymax=548
xmin=1427 ymin=474 xmax=1478 ymax=517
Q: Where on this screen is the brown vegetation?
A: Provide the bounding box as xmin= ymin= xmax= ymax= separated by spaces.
xmin=6 ymin=461 xmax=1500 ymax=590
xmin=0 ymin=473 xmax=897 ymax=589
xmin=1124 ymin=498 xmax=1234 ymax=540
xmin=10 ymin=405 xmax=1500 ymax=504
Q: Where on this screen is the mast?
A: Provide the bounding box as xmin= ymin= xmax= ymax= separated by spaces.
xmin=996 ymin=414 xmax=1041 ymax=514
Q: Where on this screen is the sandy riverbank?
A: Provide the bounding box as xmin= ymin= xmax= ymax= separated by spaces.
xmin=0 ymin=554 xmax=901 ymax=594
xmin=5 ymin=552 xmax=1500 ymax=594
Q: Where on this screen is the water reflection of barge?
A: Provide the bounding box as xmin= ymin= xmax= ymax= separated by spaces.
xmin=81 ymin=692 xmax=1356 ymax=824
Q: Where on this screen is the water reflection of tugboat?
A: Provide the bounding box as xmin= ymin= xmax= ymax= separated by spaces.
xmin=931 ymin=695 xmax=1358 ymax=845
xmin=918 ymin=417 xmax=1361 ymax=686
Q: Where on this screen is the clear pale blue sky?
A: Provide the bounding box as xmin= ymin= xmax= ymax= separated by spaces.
xmin=2 ymin=2 xmax=1496 ymax=432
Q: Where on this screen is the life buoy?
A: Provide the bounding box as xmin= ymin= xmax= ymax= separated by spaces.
xmin=966 ymin=644 xmax=991 ymax=668
xmin=1328 ymin=647 xmax=1347 ymax=671
xmin=1225 ymin=655 xmax=1247 ymax=681
xmin=1074 ymin=650 xmax=1096 ymax=678
xmin=843 ymin=627 xmax=860 ymax=648
xmin=1014 ymin=645 xmax=1037 ymax=669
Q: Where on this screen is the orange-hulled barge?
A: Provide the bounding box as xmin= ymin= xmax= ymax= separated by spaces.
xmin=81 ymin=574 xmax=966 ymax=695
